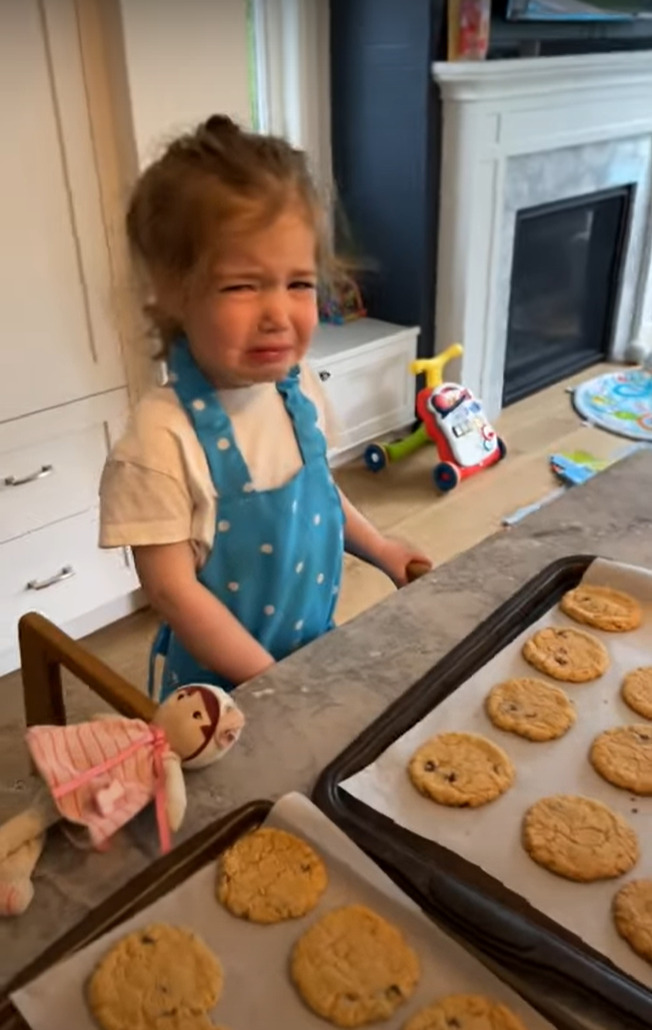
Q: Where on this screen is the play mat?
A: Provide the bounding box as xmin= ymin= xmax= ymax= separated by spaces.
xmin=573 ymin=367 xmax=652 ymax=442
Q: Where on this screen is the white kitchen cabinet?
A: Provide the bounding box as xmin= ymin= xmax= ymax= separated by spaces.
xmin=0 ymin=508 xmax=139 ymax=670
xmin=0 ymin=0 xmax=139 ymax=675
xmin=0 ymin=396 xmax=119 ymax=544
xmin=0 ymin=0 xmax=126 ymax=425
xmin=0 ymin=390 xmax=130 ymax=544
xmin=310 ymin=319 xmax=419 ymax=463
xmin=0 ymin=390 xmax=141 ymax=676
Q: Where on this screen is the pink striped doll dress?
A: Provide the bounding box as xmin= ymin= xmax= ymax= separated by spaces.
xmin=26 ymin=717 xmax=172 ymax=851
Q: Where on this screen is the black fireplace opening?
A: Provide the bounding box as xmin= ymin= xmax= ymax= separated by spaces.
xmin=502 ymin=185 xmax=633 ymax=407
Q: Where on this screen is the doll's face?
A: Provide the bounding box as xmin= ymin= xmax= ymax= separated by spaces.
xmin=154 ymin=685 xmax=244 ymax=769
xmin=215 ymin=700 xmax=245 ymax=751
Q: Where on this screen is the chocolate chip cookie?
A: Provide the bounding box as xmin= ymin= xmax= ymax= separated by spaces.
xmin=560 ymin=584 xmax=642 ymax=632
xmin=88 ymin=924 xmax=223 ymax=1030
xmin=522 ymin=795 xmax=639 ymax=882
xmin=522 ymin=626 xmax=609 ymax=683
xmin=216 ymin=827 xmax=327 ymax=923
xmin=291 ymin=904 xmax=420 ymax=1026
xmin=590 ymin=725 xmax=652 ymax=795
xmin=403 ymin=993 xmax=528 ymax=1030
xmin=486 ymin=677 xmax=576 ymax=741
xmin=622 ymin=667 xmax=652 ymax=720
xmin=408 ymin=733 xmax=515 ymax=807
xmin=613 ymin=879 xmax=652 ymax=964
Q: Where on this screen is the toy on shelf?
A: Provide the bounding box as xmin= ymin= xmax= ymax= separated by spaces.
xmin=319 ymin=270 xmax=367 ymax=325
xmin=364 ymin=343 xmax=506 ymax=492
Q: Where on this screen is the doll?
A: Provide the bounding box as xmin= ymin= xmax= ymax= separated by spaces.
xmin=0 ymin=684 xmax=244 ymax=915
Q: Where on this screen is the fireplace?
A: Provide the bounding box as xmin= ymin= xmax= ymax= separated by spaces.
xmin=433 ymin=52 xmax=652 ymax=420
xmin=503 ymin=186 xmax=633 ymax=406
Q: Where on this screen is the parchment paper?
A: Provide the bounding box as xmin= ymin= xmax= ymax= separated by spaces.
xmin=11 ymin=793 xmax=553 ymax=1030
xmin=342 ymin=558 xmax=652 ymax=990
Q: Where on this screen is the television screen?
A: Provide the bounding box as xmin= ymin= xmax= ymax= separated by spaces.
xmin=506 ymin=0 xmax=650 ymax=19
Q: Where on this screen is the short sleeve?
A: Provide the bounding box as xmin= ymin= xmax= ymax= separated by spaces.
xmin=301 ymin=362 xmax=341 ymax=450
xmin=99 ymin=461 xmax=193 ymax=548
xmin=98 ymin=386 xmax=215 ymax=557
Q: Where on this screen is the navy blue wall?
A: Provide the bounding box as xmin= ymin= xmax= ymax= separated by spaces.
xmin=330 ymin=1 xmax=445 ymax=358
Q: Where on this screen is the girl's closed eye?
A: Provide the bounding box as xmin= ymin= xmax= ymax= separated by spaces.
xmin=220 ymin=283 xmax=257 ymax=293
xmin=289 ymin=280 xmax=317 ymax=291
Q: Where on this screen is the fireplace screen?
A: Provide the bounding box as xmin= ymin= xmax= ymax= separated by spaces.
xmin=503 ymin=185 xmax=633 ymax=406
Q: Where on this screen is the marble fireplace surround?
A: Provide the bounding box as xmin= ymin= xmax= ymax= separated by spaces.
xmin=433 ymin=52 xmax=652 ymax=419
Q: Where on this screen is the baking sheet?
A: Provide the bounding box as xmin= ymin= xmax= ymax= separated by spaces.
xmin=342 ymin=558 xmax=652 ymax=990
xmin=11 ymin=793 xmax=554 ymax=1030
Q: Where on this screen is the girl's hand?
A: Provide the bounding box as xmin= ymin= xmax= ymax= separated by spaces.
xmin=336 ymin=487 xmax=432 ymax=587
xmin=376 ymin=537 xmax=433 ymax=588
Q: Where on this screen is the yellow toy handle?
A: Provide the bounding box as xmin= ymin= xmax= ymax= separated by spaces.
xmin=410 ymin=343 xmax=464 ymax=390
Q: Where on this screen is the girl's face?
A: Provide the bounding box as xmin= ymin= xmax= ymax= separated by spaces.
xmin=177 ymin=209 xmax=319 ymax=387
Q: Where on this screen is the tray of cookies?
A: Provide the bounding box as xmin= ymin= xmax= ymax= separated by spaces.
xmin=0 ymin=800 xmax=270 ymax=1029
xmin=313 ymin=555 xmax=652 ymax=1030
xmin=8 ymin=793 xmax=556 ymax=1030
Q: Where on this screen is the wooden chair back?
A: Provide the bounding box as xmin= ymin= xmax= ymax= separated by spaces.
xmin=18 ymin=612 xmax=156 ymax=727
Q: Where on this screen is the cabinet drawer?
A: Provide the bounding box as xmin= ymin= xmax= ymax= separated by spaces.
xmin=314 ymin=334 xmax=417 ymax=453
xmin=0 ymin=394 xmax=127 ymax=543
xmin=0 ymin=509 xmax=139 ymax=660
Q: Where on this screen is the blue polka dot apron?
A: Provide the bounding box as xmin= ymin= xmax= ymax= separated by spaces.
xmin=149 ymin=340 xmax=344 ymax=701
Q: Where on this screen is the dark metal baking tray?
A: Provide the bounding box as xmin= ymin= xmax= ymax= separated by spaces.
xmin=313 ymin=555 xmax=652 ymax=1030
xmin=0 ymin=800 xmax=271 ymax=1030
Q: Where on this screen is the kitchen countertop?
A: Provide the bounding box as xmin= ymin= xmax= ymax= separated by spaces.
xmin=1 ymin=448 xmax=651 ymax=1007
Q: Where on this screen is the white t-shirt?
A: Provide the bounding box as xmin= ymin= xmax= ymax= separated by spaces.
xmin=99 ymin=362 xmax=336 ymax=566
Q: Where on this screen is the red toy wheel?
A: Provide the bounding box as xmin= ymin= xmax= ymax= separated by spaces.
xmin=433 ymin=461 xmax=460 ymax=492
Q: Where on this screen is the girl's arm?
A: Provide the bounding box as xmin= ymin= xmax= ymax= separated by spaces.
xmin=134 ymin=542 xmax=275 ymax=685
xmin=338 ymin=489 xmax=432 ymax=588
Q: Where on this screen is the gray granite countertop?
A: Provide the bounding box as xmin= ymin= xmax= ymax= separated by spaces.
xmin=1 ymin=450 xmax=651 ymax=1008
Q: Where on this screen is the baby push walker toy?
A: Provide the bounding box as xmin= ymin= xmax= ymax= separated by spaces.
xmin=364 ymin=343 xmax=506 ymax=492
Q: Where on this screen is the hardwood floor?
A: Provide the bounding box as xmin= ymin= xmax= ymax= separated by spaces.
xmin=333 ymin=363 xmax=621 ymax=622
xmin=1 ymin=365 xmax=623 ymax=713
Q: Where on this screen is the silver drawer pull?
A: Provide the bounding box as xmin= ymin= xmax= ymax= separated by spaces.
xmin=5 ymin=464 xmax=54 ymax=487
xmin=318 ymin=370 xmax=331 ymax=381
xmin=26 ymin=565 xmax=75 ymax=591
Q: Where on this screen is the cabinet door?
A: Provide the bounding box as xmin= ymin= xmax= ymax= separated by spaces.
xmin=0 ymin=0 xmax=125 ymax=423
xmin=314 ymin=334 xmax=417 ymax=455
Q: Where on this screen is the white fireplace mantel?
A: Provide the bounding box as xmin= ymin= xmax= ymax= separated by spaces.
xmin=432 ymin=51 xmax=652 ymax=418
xmin=435 ymin=50 xmax=652 ymax=102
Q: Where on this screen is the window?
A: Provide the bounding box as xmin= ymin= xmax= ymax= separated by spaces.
xmin=247 ymin=0 xmax=331 ymax=189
